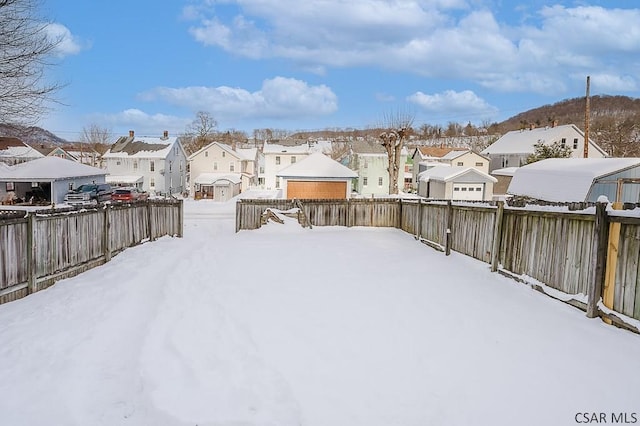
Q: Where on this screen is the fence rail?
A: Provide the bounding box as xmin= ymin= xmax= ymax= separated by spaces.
xmin=0 ymin=199 xmax=183 ymax=304
xmin=236 ymin=198 xmax=640 ymax=330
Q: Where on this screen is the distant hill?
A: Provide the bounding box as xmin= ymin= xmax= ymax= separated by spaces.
xmin=0 ymin=124 xmax=68 ymax=146
xmin=499 ymin=95 xmax=640 ymax=131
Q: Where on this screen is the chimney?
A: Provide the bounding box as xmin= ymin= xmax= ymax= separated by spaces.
xmin=163 ymin=130 xmax=168 ymax=139
xmin=129 ymin=130 xmax=134 ymax=138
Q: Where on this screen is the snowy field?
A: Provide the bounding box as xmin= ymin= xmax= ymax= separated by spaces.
xmin=0 ymin=196 xmax=639 ymax=426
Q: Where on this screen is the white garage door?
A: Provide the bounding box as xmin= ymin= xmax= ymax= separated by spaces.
xmin=452 ymin=183 xmax=484 ymax=200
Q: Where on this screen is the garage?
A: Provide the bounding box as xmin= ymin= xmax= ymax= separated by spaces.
xmin=452 ymin=183 xmax=485 ymax=200
xmin=277 ymin=153 xmax=357 ymax=200
xmin=286 ymin=181 xmax=347 ymax=200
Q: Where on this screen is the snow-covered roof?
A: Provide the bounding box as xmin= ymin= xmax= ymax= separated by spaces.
xmin=103 ymin=136 xmax=178 ymax=159
xmin=491 ymin=167 xmax=519 ymax=177
xmin=0 ymin=156 xmax=107 ymax=180
xmin=418 ymin=165 xmax=497 ymax=183
xmin=236 ymin=148 xmax=258 ymax=161
xmin=507 ymin=158 xmax=640 ymax=202
xmin=106 ymin=175 xmax=143 ymax=184
xmin=413 ymin=146 xmax=467 ymax=159
xmin=263 ymin=143 xmax=312 ymax=155
xmin=194 ymin=173 xmax=242 ymax=185
xmin=277 ymin=152 xmax=358 ymax=179
xmin=481 ymin=124 xmax=607 ymax=156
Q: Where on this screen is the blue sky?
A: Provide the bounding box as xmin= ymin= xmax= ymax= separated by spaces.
xmin=40 ymin=0 xmax=639 ymax=140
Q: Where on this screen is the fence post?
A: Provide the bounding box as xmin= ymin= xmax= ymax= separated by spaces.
xmin=26 ymin=213 xmax=37 ymax=294
xmin=397 ymin=199 xmax=403 ymax=229
xmin=445 ymin=200 xmax=453 ymax=256
xmin=602 ymin=201 xmax=622 ymax=324
xmin=235 ymin=200 xmax=241 ymax=232
xmin=103 ymin=204 xmax=112 ymax=262
xmin=148 ymin=201 xmax=155 ymax=242
xmin=177 ymin=199 xmax=184 ymax=237
xmin=346 ymin=199 xmax=352 ymax=227
xmin=490 ymin=201 xmax=505 ymax=272
xmin=415 ymin=199 xmax=422 ymax=239
xmin=587 ymin=202 xmax=610 ymax=318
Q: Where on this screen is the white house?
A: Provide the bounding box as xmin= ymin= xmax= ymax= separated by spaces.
xmin=417 ymin=165 xmax=497 ymax=201
xmin=507 ymin=158 xmax=640 ymax=203
xmin=277 ymin=152 xmax=358 ymax=199
xmin=0 ymin=137 xmax=45 ymax=165
xmin=262 ymin=142 xmax=313 ymax=190
xmin=188 ymin=142 xmax=257 ymax=197
xmin=411 ymin=147 xmax=489 ymax=190
xmin=102 ymin=130 xmax=188 ymax=196
xmin=350 ymin=140 xmax=407 ymax=196
xmin=0 ymin=156 xmax=107 ymax=205
xmin=481 ymin=123 xmax=607 ymax=172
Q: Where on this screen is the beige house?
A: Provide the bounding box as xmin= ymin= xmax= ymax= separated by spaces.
xmin=262 ymin=142 xmax=313 ymax=190
xmin=188 ymin=142 xmax=257 ymax=196
xmin=411 ymin=147 xmax=489 ymax=190
xmin=417 ymin=165 xmax=497 ymax=201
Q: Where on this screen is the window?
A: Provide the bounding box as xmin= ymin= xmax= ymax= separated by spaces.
xmin=222 ymin=151 xmax=226 ymax=158
xmin=457 ymin=162 xmax=464 ymax=166
xmin=561 ymin=138 xmax=567 ymax=148
xmin=363 ymin=159 xmax=368 ymax=169
xmin=150 ymin=161 xmax=155 ymax=172
xmin=180 ymin=161 xmax=183 ymax=171
xmin=116 ymin=160 xmax=121 ymax=166
xmin=276 ymin=156 xmax=281 ymax=165
xmin=205 ymin=151 xmax=208 ymax=157
xmin=573 ymin=138 xmax=579 ymax=149
xmin=454 ymin=187 xmax=460 ymax=191
xmin=475 ymin=162 xmax=483 ymax=167
xmin=275 ymin=179 xmax=280 ymax=189
xmin=259 ymin=166 xmax=264 ymax=174
xmin=461 ymin=187 xmax=467 ymax=191
xmin=291 ymin=156 xmax=296 ymax=164
xmin=363 ymin=177 xmax=368 ymax=186
xmin=213 ymin=162 xmax=218 ymax=171
xmin=169 ymin=161 xmax=172 ymax=172
xmin=230 ymin=163 xmax=235 ymax=172
xmin=378 ymin=177 xmax=383 ymax=186
xmin=475 ymin=187 xmax=482 ymax=191
xmin=150 ymin=177 xmax=155 ymax=188
xmin=133 ymin=161 xmax=138 ymax=170
xmin=6 ymin=182 xmax=14 ymax=191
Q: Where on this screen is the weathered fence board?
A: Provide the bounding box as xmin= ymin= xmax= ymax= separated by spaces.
xmin=614 ymin=223 xmax=640 ymax=319
xmin=450 ymin=206 xmax=495 ymax=263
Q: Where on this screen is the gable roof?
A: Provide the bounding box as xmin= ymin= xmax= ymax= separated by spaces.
xmin=351 ymin=140 xmax=387 ymax=154
xmin=193 ymin=173 xmax=242 ymax=185
xmin=418 ymin=165 xmax=497 ymax=183
xmin=277 ymin=152 xmax=358 ymax=179
xmin=481 ymin=124 xmax=607 ymax=156
xmin=412 ymin=146 xmax=467 ymax=160
xmin=0 ymin=156 xmax=107 ymax=180
xmin=103 ymin=135 xmax=180 ymax=159
xmin=189 ymin=141 xmax=242 ymax=161
xmin=263 ymin=142 xmax=312 ymax=155
xmin=0 ymin=137 xmax=45 ymax=160
xmin=507 ymin=157 xmax=640 ymax=202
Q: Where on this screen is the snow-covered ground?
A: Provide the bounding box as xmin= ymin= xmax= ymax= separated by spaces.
xmin=1 ymin=196 xmax=639 ymax=426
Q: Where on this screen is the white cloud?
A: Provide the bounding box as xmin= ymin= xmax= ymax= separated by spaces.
xmin=45 ymin=23 xmax=87 ymax=57
xmin=407 ymin=90 xmax=498 ymax=118
xmin=92 ymin=109 xmax=191 ymax=136
xmin=185 ymin=1 xmax=640 ymax=97
xmin=140 ymin=77 xmax=338 ymax=120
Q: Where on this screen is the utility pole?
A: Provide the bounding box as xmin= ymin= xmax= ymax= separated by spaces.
xmin=584 ymin=75 xmax=590 ymax=158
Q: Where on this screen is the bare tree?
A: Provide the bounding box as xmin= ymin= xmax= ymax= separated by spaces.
xmin=183 ymin=111 xmax=218 ymax=155
xmin=379 ymin=111 xmax=414 ymax=195
xmin=0 ymin=0 xmax=63 ymax=125
xmin=80 ymin=123 xmax=112 ymax=145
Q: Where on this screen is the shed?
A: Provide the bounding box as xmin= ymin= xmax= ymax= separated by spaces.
xmin=507 ymin=158 xmax=640 ymax=203
xmin=0 ymin=156 xmax=107 ymax=205
xmin=193 ymin=173 xmax=242 ymax=201
xmin=277 ymin=152 xmax=358 ymax=199
xmin=418 ymin=166 xmax=497 ymax=201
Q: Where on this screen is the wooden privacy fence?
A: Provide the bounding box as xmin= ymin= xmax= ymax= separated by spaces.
xmin=0 ymin=199 xmax=183 ymax=305
xmin=236 ymin=198 xmax=640 ymax=331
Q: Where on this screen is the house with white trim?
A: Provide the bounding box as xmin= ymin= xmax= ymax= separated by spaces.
xmin=417 ymin=166 xmax=497 ymax=201
xmin=481 ymin=123 xmax=607 ymax=172
xmin=411 ymin=147 xmax=489 ymax=190
xmin=102 ymin=130 xmax=187 ymax=196
xmin=349 ymin=140 xmax=407 ymax=196
xmin=262 ymin=142 xmax=313 ymax=190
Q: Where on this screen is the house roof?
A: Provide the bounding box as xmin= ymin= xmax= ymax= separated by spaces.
xmin=103 ymin=135 xmax=179 ymax=159
xmin=194 ymin=173 xmax=242 ymax=185
xmin=0 ymin=137 xmax=45 ymax=160
xmin=277 ymin=152 xmax=358 ymax=179
xmin=263 ymin=142 xmax=312 ymax=155
xmin=0 ymin=156 xmax=107 ymax=180
xmin=481 ymin=124 xmax=607 ymax=156
xmin=507 ymin=158 xmax=640 ymax=202
xmin=189 ymin=141 xmax=241 ymax=161
xmin=413 ymin=146 xmax=467 ymax=159
xmin=106 ymin=175 xmax=143 ymax=184
xmin=491 ymin=167 xmax=519 ymax=177
xmin=236 ymin=147 xmax=258 ymax=161
xmin=418 ymin=165 xmax=497 ymax=183
xmin=351 ymin=140 xmax=387 ymax=154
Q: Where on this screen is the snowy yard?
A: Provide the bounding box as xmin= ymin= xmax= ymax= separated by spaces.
xmin=0 ymin=197 xmax=639 ymax=426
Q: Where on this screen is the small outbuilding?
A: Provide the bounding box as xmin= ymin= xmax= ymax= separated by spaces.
xmin=418 ymin=166 xmax=497 ymax=201
xmin=0 ymin=156 xmax=107 ymax=205
xmin=508 ymin=158 xmax=640 ymax=203
xmin=276 ymin=152 xmax=358 ymax=199
xmin=192 ymin=173 xmax=242 ymax=201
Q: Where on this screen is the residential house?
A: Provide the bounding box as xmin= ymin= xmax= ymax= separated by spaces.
xmin=188 ymin=142 xmax=257 ymax=198
xmin=263 ymin=142 xmax=313 ymax=190
xmin=491 ymin=167 xmax=518 ymax=196
xmin=192 ymin=174 xmax=242 ymax=201
xmin=277 ymin=152 xmax=358 ymax=199
xmin=0 ymin=156 xmax=107 ymax=205
xmin=411 ymin=147 xmax=489 ymax=190
xmin=32 ymin=145 xmax=79 ymax=161
xmin=0 ymin=137 xmax=45 ymax=165
xmin=102 ymin=130 xmax=187 ymax=195
xmin=350 ymin=140 xmax=407 ymax=196
xmin=417 ymin=166 xmax=497 ymax=201
xmin=507 ymin=158 xmax=640 ymax=203
xmin=481 ymin=123 xmax=607 ymax=172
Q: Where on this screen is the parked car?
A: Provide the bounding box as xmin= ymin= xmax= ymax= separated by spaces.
xmin=64 ymin=183 xmax=113 ymax=206
xmin=111 ymin=187 xmax=149 ymax=202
